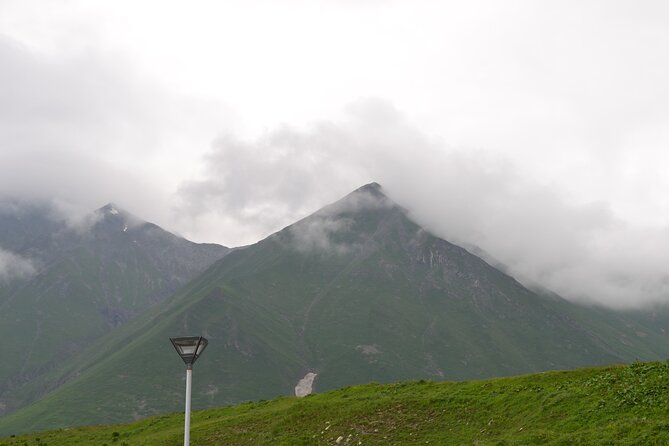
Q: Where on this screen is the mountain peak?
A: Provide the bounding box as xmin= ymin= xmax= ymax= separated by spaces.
xmin=95 ymin=203 xmax=143 ymax=221
xmin=304 ymin=183 xmax=394 ymax=223
xmin=281 ymin=182 xmax=408 ymax=255
xmin=354 ymin=181 xmax=382 ymax=193
xmin=347 ymin=182 xmax=387 ymax=201
xmin=98 ymin=203 xmax=124 ymax=216
xmin=92 ymin=203 xmax=145 ymax=235
xmin=319 ymin=182 xmax=403 ymax=219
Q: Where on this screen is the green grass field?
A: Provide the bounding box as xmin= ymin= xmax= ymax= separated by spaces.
xmin=3 ymin=360 xmax=669 ymax=445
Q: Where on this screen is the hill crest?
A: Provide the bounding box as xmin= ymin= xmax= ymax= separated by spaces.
xmin=2 ymin=184 xmax=669 ymax=435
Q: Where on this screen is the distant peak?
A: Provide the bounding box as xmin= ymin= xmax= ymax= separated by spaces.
xmin=309 ymin=182 xmax=399 ymax=219
xmin=356 ymin=182 xmax=382 ymax=191
xmin=94 ymin=203 xmax=142 ymax=226
xmin=352 ymin=182 xmax=385 ymax=197
xmin=99 ymin=203 xmax=121 ymax=214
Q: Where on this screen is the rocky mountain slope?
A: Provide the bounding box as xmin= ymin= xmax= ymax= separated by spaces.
xmin=1 ymin=184 xmax=669 ymax=435
xmin=0 ymin=203 xmax=229 ymax=417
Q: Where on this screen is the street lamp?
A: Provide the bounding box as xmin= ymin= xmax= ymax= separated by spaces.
xmin=170 ymin=336 xmax=208 ymax=446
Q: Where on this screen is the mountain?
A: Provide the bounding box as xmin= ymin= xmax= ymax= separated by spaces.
xmin=0 ymin=203 xmax=229 ymax=418
xmin=2 ymin=184 xmax=669 ymax=435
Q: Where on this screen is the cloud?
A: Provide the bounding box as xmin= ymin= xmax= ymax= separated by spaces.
xmin=0 ymin=36 xmax=143 ymax=214
xmin=176 ymin=99 xmax=418 ymax=244
xmin=283 ymin=187 xmax=394 ymax=255
xmin=2 ymin=0 xmax=669 ymax=310
xmin=0 ymin=35 xmax=231 ymax=230
xmin=288 ymin=216 xmax=355 ymax=255
xmin=179 ymin=98 xmax=669 ymax=308
xmin=0 ymin=248 xmax=36 ymax=282
xmin=176 ymin=121 xmax=370 ymax=245
xmin=318 ymin=186 xmax=393 ymax=217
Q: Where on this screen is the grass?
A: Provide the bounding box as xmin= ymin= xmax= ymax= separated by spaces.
xmin=7 ymin=197 xmax=669 ymax=437
xmin=3 ymin=360 xmax=669 ymax=445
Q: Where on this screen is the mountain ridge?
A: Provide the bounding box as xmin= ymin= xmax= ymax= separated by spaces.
xmin=0 ymin=201 xmax=230 ymax=418
xmin=2 ymin=183 xmax=669 ymax=435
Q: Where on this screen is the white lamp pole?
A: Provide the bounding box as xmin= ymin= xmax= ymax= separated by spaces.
xmin=184 ymin=365 xmax=192 ymax=446
xmin=170 ymin=336 xmax=208 ymax=446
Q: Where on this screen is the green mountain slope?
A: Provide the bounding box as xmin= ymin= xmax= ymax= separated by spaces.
xmin=2 ymin=184 xmax=669 ymax=436
xmin=0 ymin=203 xmax=229 ymax=418
xmin=3 ymin=361 xmax=669 ymax=445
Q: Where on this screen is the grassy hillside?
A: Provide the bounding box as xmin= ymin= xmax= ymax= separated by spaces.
xmin=3 ymin=361 xmax=669 ymax=445
xmin=0 ymin=203 xmax=228 ymax=419
xmin=4 ymin=184 xmax=669 ymax=436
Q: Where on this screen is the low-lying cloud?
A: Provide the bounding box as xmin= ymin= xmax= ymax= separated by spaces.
xmin=289 ymin=216 xmax=355 ymax=255
xmin=0 ymin=248 xmax=36 ymax=282
xmin=1 ymin=32 xmax=667 ymax=309
xmin=179 ymin=98 xmax=669 ymax=309
xmin=2 ymin=4 xmax=668 ymax=310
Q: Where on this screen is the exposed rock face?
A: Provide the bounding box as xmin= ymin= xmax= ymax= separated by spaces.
xmin=295 ymin=372 xmax=318 ymax=397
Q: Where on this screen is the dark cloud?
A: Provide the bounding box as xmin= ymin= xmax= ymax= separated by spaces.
xmin=178 ymin=98 xmax=669 ymax=308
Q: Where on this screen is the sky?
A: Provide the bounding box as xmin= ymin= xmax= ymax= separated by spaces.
xmin=1 ymin=0 xmax=669 ymax=308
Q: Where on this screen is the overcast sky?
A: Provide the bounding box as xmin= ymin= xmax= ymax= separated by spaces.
xmin=1 ymin=0 xmax=669 ymax=308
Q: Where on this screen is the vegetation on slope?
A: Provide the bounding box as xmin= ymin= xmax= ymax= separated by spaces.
xmin=3 ymin=361 xmax=669 ymax=446
xmin=4 ymin=185 xmax=669 ymax=436
xmin=0 ymin=204 xmax=228 ymax=419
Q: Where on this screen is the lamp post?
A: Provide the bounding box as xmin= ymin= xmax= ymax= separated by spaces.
xmin=170 ymin=336 xmax=208 ymax=446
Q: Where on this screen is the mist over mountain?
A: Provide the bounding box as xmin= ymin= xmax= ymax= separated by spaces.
xmin=175 ymin=102 xmax=669 ymax=309
xmin=3 ymin=1 xmax=669 ymax=313
xmin=3 ymin=183 xmax=669 ymax=436
xmin=0 ymin=201 xmax=229 ymax=418
xmin=2 ymin=3 xmax=669 ymax=440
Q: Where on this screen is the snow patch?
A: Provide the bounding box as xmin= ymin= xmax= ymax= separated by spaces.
xmin=108 ymin=207 xmax=119 ymax=215
xmin=123 ymin=224 xmax=128 ymax=232
xmin=295 ymin=372 xmax=317 ymax=397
